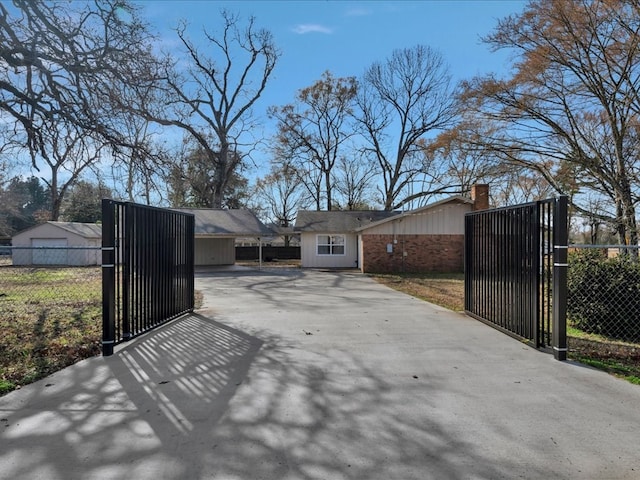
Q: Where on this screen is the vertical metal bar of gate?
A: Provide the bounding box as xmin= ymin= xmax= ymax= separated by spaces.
xmin=530 ymin=203 xmax=540 ymax=347
xmin=552 ymin=196 xmax=568 ymax=360
xmin=101 ymin=199 xmax=116 ymax=356
xmin=122 ymin=203 xmax=131 ymax=340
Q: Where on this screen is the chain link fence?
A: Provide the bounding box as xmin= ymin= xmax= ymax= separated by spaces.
xmin=568 ymin=245 xmax=640 ymax=346
xmin=0 ymin=246 xmax=102 ymax=316
xmin=0 ymin=247 xmax=102 ymax=393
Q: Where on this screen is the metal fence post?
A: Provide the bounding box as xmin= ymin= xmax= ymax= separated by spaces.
xmin=552 ymin=195 xmax=568 ymax=361
xmin=122 ymin=203 xmax=132 ymax=340
xmin=102 ymin=199 xmax=116 ymax=356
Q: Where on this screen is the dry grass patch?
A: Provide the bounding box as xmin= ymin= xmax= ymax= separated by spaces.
xmin=371 ymin=272 xmax=465 ymax=312
xmin=0 ymin=267 xmax=102 ymax=395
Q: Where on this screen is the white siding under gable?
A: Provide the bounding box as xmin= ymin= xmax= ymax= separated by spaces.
xmin=300 ymin=232 xmax=359 ymax=268
xmin=363 ymin=203 xmax=471 ymax=236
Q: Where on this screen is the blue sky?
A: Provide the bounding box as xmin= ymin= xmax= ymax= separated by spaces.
xmin=140 ymin=0 xmax=526 ymax=122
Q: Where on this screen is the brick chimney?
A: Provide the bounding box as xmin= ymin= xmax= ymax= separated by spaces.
xmin=471 ymin=184 xmax=489 ymax=211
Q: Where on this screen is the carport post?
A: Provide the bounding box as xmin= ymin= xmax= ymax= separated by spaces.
xmin=258 ymin=237 xmax=262 ymax=270
xmin=552 ymin=195 xmax=568 ymax=361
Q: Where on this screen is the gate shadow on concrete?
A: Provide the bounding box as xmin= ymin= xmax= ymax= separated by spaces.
xmin=0 ymin=311 xmax=557 ymax=480
xmin=0 ymin=313 xmax=263 ymax=479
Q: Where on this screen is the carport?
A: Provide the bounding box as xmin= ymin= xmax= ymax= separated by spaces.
xmin=172 ymin=208 xmax=274 ymax=266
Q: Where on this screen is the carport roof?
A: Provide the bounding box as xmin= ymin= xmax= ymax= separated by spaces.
xmin=172 ymin=208 xmax=274 ymax=237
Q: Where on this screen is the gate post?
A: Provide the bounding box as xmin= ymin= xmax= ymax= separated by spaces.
xmin=552 ymin=196 xmax=568 ymax=361
xmin=102 ymin=199 xmax=116 ymax=356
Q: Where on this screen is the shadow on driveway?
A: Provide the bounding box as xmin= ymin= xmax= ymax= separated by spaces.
xmin=0 ymin=311 xmax=520 ymax=480
xmin=1 ymin=269 xmax=639 ymax=479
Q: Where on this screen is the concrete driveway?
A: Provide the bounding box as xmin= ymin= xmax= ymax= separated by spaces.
xmin=1 ymin=267 xmax=639 ymax=479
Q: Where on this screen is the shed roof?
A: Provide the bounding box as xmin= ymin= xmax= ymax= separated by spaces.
xmin=172 ymin=208 xmax=274 ymax=237
xmin=354 ymin=196 xmax=474 ymax=232
xmin=13 ymin=221 xmax=102 ymax=239
xmin=294 ymin=210 xmax=400 ymax=233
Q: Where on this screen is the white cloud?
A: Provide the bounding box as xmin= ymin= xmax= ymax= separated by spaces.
xmin=292 ymin=24 xmax=333 ymax=35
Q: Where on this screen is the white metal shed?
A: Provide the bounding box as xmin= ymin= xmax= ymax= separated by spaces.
xmin=11 ymin=221 xmax=102 ymax=266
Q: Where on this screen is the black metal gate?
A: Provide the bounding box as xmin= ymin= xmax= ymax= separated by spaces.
xmin=102 ymin=200 xmax=195 ymax=356
xmin=464 ymin=196 xmax=568 ymax=360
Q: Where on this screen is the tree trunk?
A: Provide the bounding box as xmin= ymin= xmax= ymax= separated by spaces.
xmin=212 ymin=143 xmax=228 ymax=209
xmin=50 ymin=170 xmax=60 ymax=221
xmin=325 ymin=170 xmax=332 ymax=211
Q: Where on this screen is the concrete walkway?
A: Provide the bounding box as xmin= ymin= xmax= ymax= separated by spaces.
xmin=1 ymin=267 xmax=639 ymax=479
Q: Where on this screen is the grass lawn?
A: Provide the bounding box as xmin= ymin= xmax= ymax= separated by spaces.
xmin=371 ymin=271 xmax=640 ymax=385
xmin=0 ymin=267 xmax=102 ymax=395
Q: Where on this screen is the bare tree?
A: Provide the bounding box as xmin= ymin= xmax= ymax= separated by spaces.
xmin=425 ymin=120 xmax=500 ymax=196
xmin=356 ymin=45 xmax=458 ymax=211
xmin=333 ymin=154 xmax=378 ymax=210
xmin=0 ymin=0 xmax=157 ymax=162
xmin=38 ymin=119 xmax=104 ymax=220
xmin=0 ymin=0 xmax=162 ymax=216
xmin=136 ymin=10 xmax=279 ymax=208
xmin=107 ymin=92 xmax=172 ymax=205
xmin=165 ymin=138 xmax=249 ymax=208
xmin=251 ymin=162 xmax=310 ymax=245
xmin=463 ymin=0 xmax=640 ymax=245
xmin=269 ymin=71 xmax=357 ymax=210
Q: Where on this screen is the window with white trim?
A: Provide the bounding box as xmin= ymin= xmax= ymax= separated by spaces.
xmin=316 ymin=234 xmax=345 ymax=255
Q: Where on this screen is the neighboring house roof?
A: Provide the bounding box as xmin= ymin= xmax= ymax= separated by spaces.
xmin=354 ymin=196 xmax=474 ymax=232
xmin=294 ymin=210 xmax=400 ymax=233
xmin=268 ymin=225 xmax=300 ymax=239
xmin=173 ymin=208 xmax=274 ymax=237
xmin=13 ymin=221 xmax=102 ymax=239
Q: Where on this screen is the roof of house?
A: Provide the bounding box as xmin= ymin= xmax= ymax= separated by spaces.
xmin=294 ymin=210 xmax=401 ymax=233
xmin=354 ymin=196 xmax=474 ymax=232
xmin=172 ymin=208 xmax=274 ymax=237
xmin=13 ymin=221 xmax=102 ymax=239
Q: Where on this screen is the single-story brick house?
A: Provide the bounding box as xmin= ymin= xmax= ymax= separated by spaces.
xmin=11 ymin=221 xmax=102 ymax=266
xmin=172 ymin=208 xmax=274 ymax=266
xmin=295 ymin=184 xmax=489 ymax=273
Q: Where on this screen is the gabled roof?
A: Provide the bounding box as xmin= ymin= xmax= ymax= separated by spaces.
xmin=294 ymin=210 xmax=400 ymax=233
xmin=13 ymin=221 xmax=102 ymax=239
xmin=172 ymin=208 xmax=274 ymax=237
xmin=354 ymin=195 xmax=474 ymax=232
xmin=52 ymin=221 xmax=103 ymax=238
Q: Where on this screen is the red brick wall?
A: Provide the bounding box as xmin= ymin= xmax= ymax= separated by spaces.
xmin=361 ymin=234 xmax=464 ymax=273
